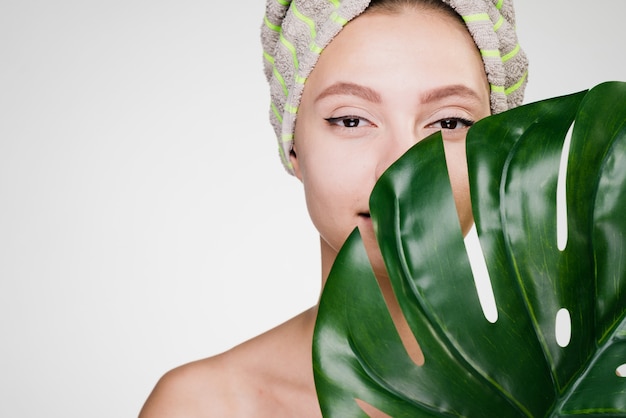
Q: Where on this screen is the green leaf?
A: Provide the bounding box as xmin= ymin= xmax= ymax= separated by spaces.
xmin=313 ymin=82 xmax=626 ymax=417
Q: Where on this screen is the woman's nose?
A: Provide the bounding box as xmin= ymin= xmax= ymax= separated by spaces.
xmin=375 ymin=131 xmax=418 ymax=180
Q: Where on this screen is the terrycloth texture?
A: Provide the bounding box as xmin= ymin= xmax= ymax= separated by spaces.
xmin=261 ymin=0 xmax=529 ymax=174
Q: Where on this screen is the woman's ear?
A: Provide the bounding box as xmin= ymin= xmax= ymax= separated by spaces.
xmin=290 ymin=145 xmax=303 ymax=181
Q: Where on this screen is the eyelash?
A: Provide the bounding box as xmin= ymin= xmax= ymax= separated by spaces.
xmin=325 ymin=115 xmax=372 ymax=128
xmin=324 ymin=116 xmax=475 ymax=130
xmin=432 ymin=117 xmax=475 ymax=130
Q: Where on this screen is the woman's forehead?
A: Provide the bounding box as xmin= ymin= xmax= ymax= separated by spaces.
xmin=304 ymin=10 xmax=489 ymax=103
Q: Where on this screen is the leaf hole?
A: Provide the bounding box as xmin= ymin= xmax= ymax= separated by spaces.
xmin=616 ymin=364 xmax=626 ymax=377
xmin=464 ymin=224 xmax=498 ymax=323
xmin=556 ymin=122 xmax=575 ymax=251
xmin=377 ymin=275 xmax=425 ymax=366
xmin=356 ymin=399 xmax=392 ymax=417
xmin=555 ymin=308 xmax=571 ymax=347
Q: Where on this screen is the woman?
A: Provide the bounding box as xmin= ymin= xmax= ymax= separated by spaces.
xmin=139 ymin=0 xmax=528 ymax=416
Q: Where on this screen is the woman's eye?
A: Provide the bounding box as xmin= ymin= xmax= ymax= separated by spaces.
xmin=325 ymin=116 xmax=372 ymax=128
xmin=433 ymin=117 xmax=474 ymax=130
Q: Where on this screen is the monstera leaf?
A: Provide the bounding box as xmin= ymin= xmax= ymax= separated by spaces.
xmin=313 ymin=82 xmax=626 ymax=417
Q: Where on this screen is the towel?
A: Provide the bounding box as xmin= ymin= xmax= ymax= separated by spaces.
xmin=261 ymin=0 xmax=529 ymax=174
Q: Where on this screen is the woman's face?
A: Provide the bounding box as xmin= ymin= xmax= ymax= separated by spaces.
xmin=291 ymin=7 xmax=491 ymax=279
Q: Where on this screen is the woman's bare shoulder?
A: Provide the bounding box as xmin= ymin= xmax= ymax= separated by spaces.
xmin=138 ymin=308 xmax=321 ymax=418
xmin=138 ymin=353 xmax=242 ymax=418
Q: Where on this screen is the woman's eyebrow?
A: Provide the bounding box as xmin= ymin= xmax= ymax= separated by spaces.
xmin=314 ymin=82 xmax=382 ymax=103
xmin=420 ymin=84 xmax=484 ymax=104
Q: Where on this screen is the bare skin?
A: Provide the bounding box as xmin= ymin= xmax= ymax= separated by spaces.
xmin=139 ymin=6 xmax=489 ymax=417
xmin=139 ymin=307 xmax=321 ymax=418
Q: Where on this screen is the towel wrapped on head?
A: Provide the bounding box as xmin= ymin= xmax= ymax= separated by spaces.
xmin=261 ymin=0 xmax=529 ymax=174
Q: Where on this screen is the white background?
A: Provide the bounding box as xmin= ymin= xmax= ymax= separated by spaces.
xmin=1 ymin=1 xmax=625 ymax=417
